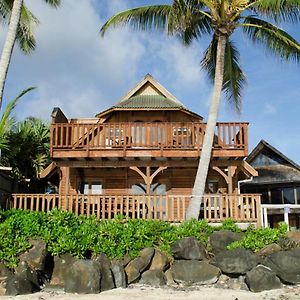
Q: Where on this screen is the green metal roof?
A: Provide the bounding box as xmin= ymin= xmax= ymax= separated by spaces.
xmin=114 ymin=95 xmax=186 ymax=109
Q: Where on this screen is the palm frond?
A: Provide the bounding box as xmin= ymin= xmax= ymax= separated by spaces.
xmin=0 ymin=87 xmax=35 ymax=150
xmin=201 ymin=35 xmax=246 ymax=112
xmin=15 ymin=4 xmax=38 ymax=53
xmin=168 ymin=0 xmax=212 ymax=44
xmin=242 ymin=17 xmax=300 ymax=61
xmin=100 ymin=5 xmax=172 ymax=36
xmin=254 ymin=0 xmax=300 ymax=22
xmin=44 ymin=0 xmax=61 ymax=8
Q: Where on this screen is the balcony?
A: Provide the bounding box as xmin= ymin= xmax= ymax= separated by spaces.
xmin=50 ymin=122 xmax=249 ymax=160
xmin=4 ymin=193 xmax=261 ymax=225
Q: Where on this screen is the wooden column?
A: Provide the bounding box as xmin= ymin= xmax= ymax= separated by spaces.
xmin=130 ymin=166 xmax=167 ymax=194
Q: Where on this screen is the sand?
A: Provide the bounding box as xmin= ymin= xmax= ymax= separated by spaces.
xmin=1 ymin=285 xmax=300 ymax=300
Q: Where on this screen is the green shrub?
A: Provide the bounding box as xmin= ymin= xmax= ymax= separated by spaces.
xmin=227 ymin=222 xmax=288 ymax=252
xmin=0 ymin=209 xmax=289 ymax=268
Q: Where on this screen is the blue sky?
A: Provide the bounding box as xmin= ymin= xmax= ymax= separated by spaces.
xmin=1 ymin=0 xmax=300 ymax=163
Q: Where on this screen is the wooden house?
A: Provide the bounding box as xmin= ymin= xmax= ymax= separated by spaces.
xmin=241 ymin=140 xmax=300 ymax=228
xmin=8 ymin=75 xmax=261 ymax=225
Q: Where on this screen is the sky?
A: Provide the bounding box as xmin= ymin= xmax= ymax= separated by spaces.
xmin=1 ymin=0 xmax=300 ymax=163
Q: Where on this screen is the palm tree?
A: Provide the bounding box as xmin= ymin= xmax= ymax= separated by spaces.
xmin=1 ymin=116 xmax=50 ymax=190
xmin=0 ymin=87 xmax=35 ymax=152
xmin=0 ymin=0 xmax=61 ymax=111
xmin=100 ymin=0 xmax=300 ymax=219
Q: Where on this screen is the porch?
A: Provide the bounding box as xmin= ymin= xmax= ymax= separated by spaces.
xmin=4 ymin=193 xmax=261 ymax=226
xmin=50 ymin=122 xmax=249 ymax=159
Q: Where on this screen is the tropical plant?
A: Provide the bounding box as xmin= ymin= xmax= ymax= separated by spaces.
xmin=100 ymin=0 xmax=300 ymax=219
xmin=1 ymin=116 xmax=50 ymax=189
xmin=0 ymin=0 xmax=61 ymax=111
xmin=0 ymin=87 xmax=35 ymax=152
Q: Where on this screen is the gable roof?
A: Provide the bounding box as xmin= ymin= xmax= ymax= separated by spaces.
xmin=247 ymin=139 xmax=300 ymax=171
xmin=96 ymin=74 xmax=203 ymax=120
xmin=245 ymin=140 xmax=300 ymax=185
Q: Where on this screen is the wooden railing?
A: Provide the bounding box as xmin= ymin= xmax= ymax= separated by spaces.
xmin=6 ymin=193 xmax=260 ymax=225
xmin=203 ymin=194 xmax=261 ymax=224
xmin=50 ymin=122 xmax=248 ymax=153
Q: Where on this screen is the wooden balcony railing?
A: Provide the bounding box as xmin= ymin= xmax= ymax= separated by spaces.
xmin=50 ymin=122 xmax=248 ymax=156
xmin=5 ymin=193 xmax=261 ymax=225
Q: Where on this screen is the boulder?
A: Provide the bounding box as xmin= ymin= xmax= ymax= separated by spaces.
xmin=164 ymin=269 xmax=175 ymax=285
xmin=0 ymin=263 xmax=12 ymax=279
xmin=286 ymin=231 xmax=300 ymax=245
xmin=210 ymin=248 xmax=260 ymax=275
xmin=263 ymin=248 xmax=300 ymax=284
xmin=171 ymin=260 xmax=220 ymax=285
xmin=245 ymin=265 xmax=282 ymax=292
xmin=111 ymin=261 xmax=127 ymax=288
xmin=15 ymin=261 xmax=41 ymax=288
xmin=50 ymin=254 xmax=77 ymax=286
xmin=5 ymin=275 xmax=38 ymax=296
xmin=94 ymin=253 xmax=115 ymax=291
xmin=125 ymin=248 xmax=155 ymax=284
xmin=257 ymin=243 xmax=282 ymax=257
xmin=139 ymin=270 xmax=167 ymax=286
xmin=278 ymin=236 xmax=298 ymax=250
xmin=19 ymin=238 xmax=48 ymax=272
xmin=209 ymin=231 xmax=244 ymax=255
xmin=171 ymin=237 xmax=207 ymax=260
xmin=64 ymin=260 xmax=101 ymax=294
xmin=149 ymin=249 xmax=170 ymax=271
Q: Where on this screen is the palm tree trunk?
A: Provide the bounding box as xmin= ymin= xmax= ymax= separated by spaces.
xmin=186 ymin=34 xmax=227 ymax=220
xmin=0 ymin=0 xmax=24 ymax=112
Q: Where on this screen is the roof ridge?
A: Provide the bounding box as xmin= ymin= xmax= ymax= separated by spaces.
xmin=247 ymin=139 xmax=300 ymax=171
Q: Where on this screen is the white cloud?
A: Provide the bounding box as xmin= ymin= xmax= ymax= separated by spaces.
xmin=264 ymin=103 xmax=277 ymax=115
xmin=2 ymin=0 xmax=206 ymax=121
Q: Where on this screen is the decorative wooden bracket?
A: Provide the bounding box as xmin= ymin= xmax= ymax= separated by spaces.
xmin=130 ymin=166 xmax=167 ymax=194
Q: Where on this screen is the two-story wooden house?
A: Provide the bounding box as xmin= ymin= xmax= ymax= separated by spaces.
xmin=9 ymin=75 xmax=261 ymax=225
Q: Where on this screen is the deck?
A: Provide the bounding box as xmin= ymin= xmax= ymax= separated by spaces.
xmin=4 ymin=193 xmax=261 ymax=225
xmin=50 ymin=122 xmax=249 ymax=159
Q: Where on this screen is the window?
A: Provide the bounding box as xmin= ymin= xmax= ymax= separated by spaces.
xmin=271 ymin=188 xmax=282 ymax=204
xmin=78 ymin=181 xmax=102 ymax=195
xmin=282 ymin=187 xmax=295 ymax=204
xmin=297 ymin=187 xmax=300 ymax=204
xmin=131 ymin=183 xmax=166 ymax=195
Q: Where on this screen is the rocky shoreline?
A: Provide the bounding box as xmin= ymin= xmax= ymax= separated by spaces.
xmin=1 ymin=230 xmax=300 ymax=296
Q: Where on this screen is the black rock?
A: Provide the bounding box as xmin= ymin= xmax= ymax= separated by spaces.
xmin=125 ymin=248 xmax=155 ymax=284
xmin=5 ymin=275 xmax=39 ymax=296
xmin=171 ymin=237 xmax=207 ymax=260
xmin=209 ymin=231 xmax=244 ymax=255
xmin=263 ymin=248 xmax=300 ymax=284
xmin=50 ymin=254 xmax=77 ymax=286
xmin=139 ymin=270 xmax=167 ymax=286
xmin=19 ymin=238 xmax=48 ymax=272
xmin=171 ymin=260 xmax=221 ymax=285
xmin=210 ymin=248 xmax=260 ymax=275
xmin=64 ymin=260 xmax=101 ymax=294
xmin=245 ymin=265 xmax=282 ymax=292
xmin=111 ymin=261 xmax=127 ymax=288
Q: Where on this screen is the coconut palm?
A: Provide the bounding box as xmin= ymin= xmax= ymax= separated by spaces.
xmin=100 ymin=0 xmax=300 ymax=219
xmin=0 ymin=0 xmax=61 ymax=111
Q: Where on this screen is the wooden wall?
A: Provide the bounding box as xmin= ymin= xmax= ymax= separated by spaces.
xmin=105 ymin=111 xmax=201 ymax=123
xmin=59 ymin=166 xmax=229 ymax=196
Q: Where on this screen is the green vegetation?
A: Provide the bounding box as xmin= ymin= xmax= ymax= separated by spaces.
xmin=0 ymin=209 xmax=288 ymax=268
xmin=228 ymin=222 xmax=288 ymax=252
